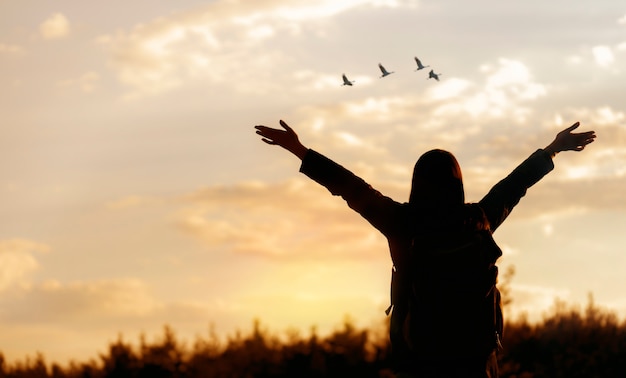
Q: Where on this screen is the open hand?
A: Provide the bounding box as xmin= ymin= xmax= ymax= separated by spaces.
xmin=545 ymin=122 xmax=596 ymax=156
xmin=254 ymin=120 xmax=308 ymax=159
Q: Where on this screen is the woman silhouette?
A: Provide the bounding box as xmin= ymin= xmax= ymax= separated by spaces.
xmin=254 ymin=120 xmax=596 ymax=377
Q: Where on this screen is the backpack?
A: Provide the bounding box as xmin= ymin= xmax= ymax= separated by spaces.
xmin=393 ymin=207 xmax=504 ymax=360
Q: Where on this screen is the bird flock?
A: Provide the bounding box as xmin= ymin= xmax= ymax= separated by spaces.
xmin=342 ymin=56 xmax=441 ymax=86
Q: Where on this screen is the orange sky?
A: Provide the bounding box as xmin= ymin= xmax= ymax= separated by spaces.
xmin=1 ymin=0 xmax=625 ymax=365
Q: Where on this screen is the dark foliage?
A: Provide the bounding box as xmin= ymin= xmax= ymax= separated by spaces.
xmin=498 ymin=297 xmax=626 ymax=378
xmin=1 ymin=299 xmax=625 ymax=377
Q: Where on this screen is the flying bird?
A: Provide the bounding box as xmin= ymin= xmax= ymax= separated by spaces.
xmin=341 ymin=73 xmax=354 ymax=86
xmin=428 ymin=69 xmax=442 ymax=81
xmin=378 ymin=63 xmax=394 ymax=78
xmin=414 ymin=57 xmax=430 ymax=71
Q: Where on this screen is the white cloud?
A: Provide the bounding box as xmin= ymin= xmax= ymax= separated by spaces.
xmin=291 ymin=70 xmax=362 ymax=91
xmin=97 ymin=0 xmax=417 ymax=98
xmin=246 ymin=24 xmax=275 ymax=40
xmin=425 ymin=78 xmax=472 ymax=101
xmin=39 ymin=13 xmax=70 ymax=40
xmin=328 ymin=130 xmax=388 ymax=155
xmin=565 ymin=55 xmax=583 ymax=65
xmin=592 ymin=106 xmax=625 ymax=125
xmin=333 ymin=131 xmax=367 ymax=147
xmin=591 ymin=45 xmax=615 ymax=67
xmin=482 ymin=59 xmax=546 ymax=100
xmin=430 ymin=59 xmax=546 ymax=122
xmin=345 ymin=96 xmax=413 ymax=120
xmin=268 ymin=0 xmax=412 ymax=21
xmin=0 ymin=239 xmax=49 ymax=291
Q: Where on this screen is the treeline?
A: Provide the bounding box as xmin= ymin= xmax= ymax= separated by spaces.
xmin=0 ymin=318 xmax=391 ymax=378
xmin=2 ymin=300 xmax=626 ymax=378
xmin=499 ymin=298 xmax=626 ymax=377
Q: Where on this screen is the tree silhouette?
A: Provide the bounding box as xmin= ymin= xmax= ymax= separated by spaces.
xmin=1 ymin=299 xmax=625 ymax=377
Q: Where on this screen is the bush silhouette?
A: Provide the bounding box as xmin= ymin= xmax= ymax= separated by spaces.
xmin=499 ymin=295 xmax=626 ymax=378
xmin=1 ymin=298 xmax=625 ymax=377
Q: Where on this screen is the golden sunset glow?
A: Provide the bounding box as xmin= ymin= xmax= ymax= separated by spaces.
xmin=1 ymin=0 xmax=625 ymax=366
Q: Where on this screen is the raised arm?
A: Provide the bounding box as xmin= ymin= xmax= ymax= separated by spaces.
xmin=480 ymin=122 xmax=596 ymax=231
xmin=254 ymin=119 xmax=403 ymax=236
xmin=255 ymin=120 xmax=308 ymax=159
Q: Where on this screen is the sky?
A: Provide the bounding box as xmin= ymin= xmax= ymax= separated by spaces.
xmin=1 ymin=0 xmax=625 ymax=365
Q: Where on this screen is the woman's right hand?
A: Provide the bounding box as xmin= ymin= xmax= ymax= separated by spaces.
xmin=255 ymin=120 xmax=308 ymax=159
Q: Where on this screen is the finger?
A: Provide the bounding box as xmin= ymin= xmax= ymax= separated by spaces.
xmin=575 ymin=134 xmax=596 ymax=144
xmin=562 ymin=121 xmax=580 ymax=133
xmin=261 ymin=138 xmax=276 ymax=145
xmin=584 ymin=131 xmax=597 ymax=139
xmin=256 ymin=129 xmax=275 ymax=141
xmin=573 ymin=131 xmax=596 ymax=138
xmin=279 ymin=119 xmax=294 ymax=133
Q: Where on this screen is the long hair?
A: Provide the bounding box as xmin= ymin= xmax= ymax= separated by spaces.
xmin=409 ymin=149 xmax=491 ymax=232
xmin=409 ymin=149 xmax=465 ymax=207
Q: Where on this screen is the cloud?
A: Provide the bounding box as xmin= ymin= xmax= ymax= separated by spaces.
xmin=58 ymin=71 xmax=101 ymax=93
xmin=0 ymin=278 xmax=236 ymax=363
xmin=0 ymin=43 xmax=24 ymax=54
xmin=469 ymin=108 xmax=626 ymax=219
xmin=174 ymin=179 xmax=388 ymax=261
xmin=105 ymin=195 xmax=165 ymax=210
xmin=0 ymin=239 xmax=49 ymax=291
xmin=433 ymin=59 xmax=546 ymax=121
xmin=344 ymin=96 xmax=416 ymax=121
xmin=329 ymin=130 xmax=387 ymax=155
xmin=291 ymin=70 xmax=374 ymax=92
xmin=547 ymin=106 xmax=626 ymax=179
xmin=39 ymin=13 xmax=70 ymax=40
xmin=338 ymin=59 xmax=547 ymax=147
xmin=96 ymin=0 xmax=418 ymax=98
xmin=570 ymin=43 xmax=625 ymax=71
xmin=172 ymin=132 xmax=626 ymax=259
xmin=591 ymin=45 xmax=615 ymax=67
xmin=588 ymin=106 xmax=625 ymax=125
xmin=281 ymin=73 xmax=622 ymax=213
xmin=0 ymin=279 xmax=157 ymax=323
xmin=426 ymin=78 xmax=473 ymax=101
xmin=0 ymin=274 xmax=234 ymax=328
